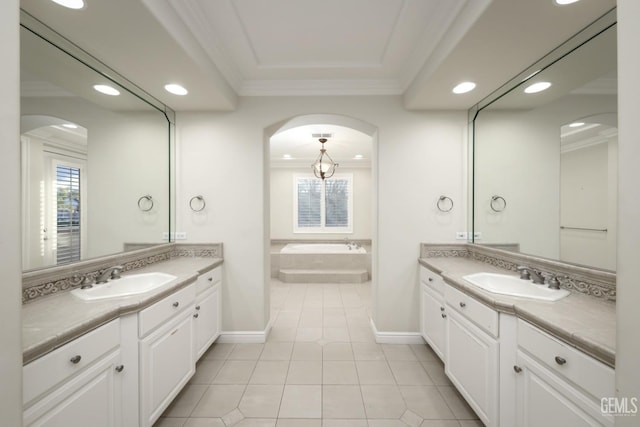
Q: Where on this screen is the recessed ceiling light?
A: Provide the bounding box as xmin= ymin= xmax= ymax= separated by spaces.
xmin=524 ymin=82 xmax=552 ymax=94
xmin=554 ymin=0 xmax=580 ymax=5
xmin=50 ymin=0 xmax=85 ymax=9
xmin=164 ymin=84 xmax=188 ymax=96
xmin=282 ymin=154 xmax=292 ymax=159
xmin=569 ymin=122 xmax=585 ymax=128
xmin=62 ymin=123 xmax=78 ymax=129
xmin=354 ymin=154 xmax=364 ymax=160
xmin=452 ymin=82 xmax=476 ymax=94
xmin=93 ymin=84 xmax=120 ymax=96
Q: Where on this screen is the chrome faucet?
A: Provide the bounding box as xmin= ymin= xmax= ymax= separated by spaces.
xmin=516 ymin=266 xmax=545 ymax=284
xmin=95 ymin=265 xmax=124 ymax=284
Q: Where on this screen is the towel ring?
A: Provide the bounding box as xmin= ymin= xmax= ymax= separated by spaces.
xmin=437 ymin=195 xmax=454 ymax=212
xmin=137 ymin=195 xmax=154 ymax=212
xmin=189 ymin=195 xmax=206 ymax=212
xmin=490 ymin=195 xmax=507 ymax=212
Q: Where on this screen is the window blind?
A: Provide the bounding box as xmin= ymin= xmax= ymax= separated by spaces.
xmin=297 ymin=178 xmax=322 ymax=227
xmin=56 ymin=165 xmax=81 ymax=265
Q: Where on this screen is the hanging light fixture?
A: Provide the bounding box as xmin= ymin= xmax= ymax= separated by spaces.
xmin=311 ymin=138 xmax=338 ymax=180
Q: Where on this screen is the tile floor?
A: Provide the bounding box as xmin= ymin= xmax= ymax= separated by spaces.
xmin=154 ymin=279 xmax=483 ymax=427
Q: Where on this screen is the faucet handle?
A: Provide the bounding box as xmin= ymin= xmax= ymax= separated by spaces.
xmin=111 ymin=265 xmax=124 ymax=280
xmin=80 ymin=276 xmax=94 ymax=289
xmin=547 ymin=275 xmax=565 ymax=290
xmin=516 ymin=266 xmax=531 ymax=280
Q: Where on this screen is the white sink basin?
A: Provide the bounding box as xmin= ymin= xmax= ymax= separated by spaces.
xmin=71 ymin=272 xmax=177 ymax=301
xmin=463 ymin=273 xmax=570 ymax=301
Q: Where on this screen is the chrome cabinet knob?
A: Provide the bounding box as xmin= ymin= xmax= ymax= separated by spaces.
xmin=428 ymin=277 xmax=433 ymax=282
xmin=208 ymin=277 xmax=213 ymax=282
xmin=513 ymin=365 xmax=522 ymax=373
xmin=459 ymin=302 xmax=466 ymax=308
xmin=440 ymin=306 xmax=445 ymax=311
xmin=115 ymin=365 xmax=124 ymax=373
xmin=70 ymin=355 xmax=82 ymax=364
xmin=555 ymin=356 xmax=567 ymax=365
xmin=441 ymin=313 xmax=447 ymax=318
xmin=195 ymin=305 xmax=201 ymax=310
xmin=193 ymin=313 xmax=199 ymax=318
xmin=173 ymin=301 xmax=179 ymax=308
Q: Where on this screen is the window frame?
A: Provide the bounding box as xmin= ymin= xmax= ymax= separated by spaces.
xmin=293 ymin=173 xmax=353 ymax=234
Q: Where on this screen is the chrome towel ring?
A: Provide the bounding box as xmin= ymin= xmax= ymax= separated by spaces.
xmin=490 ymin=195 xmax=506 ymax=212
xmin=137 ymin=195 xmax=154 ymax=212
xmin=189 ymin=195 xmax=206 ymax=212
xmin=437 ymin=195 xmax=454 ymax=212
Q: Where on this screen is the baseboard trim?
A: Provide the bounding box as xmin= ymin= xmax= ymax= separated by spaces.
xmin=217 ymin=319 xmax=273 ymax=344
xmin=369 ymin=318 xmax=425 ymax=345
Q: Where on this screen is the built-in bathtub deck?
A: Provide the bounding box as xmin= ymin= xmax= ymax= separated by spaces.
xmin=279 ymin=268 xmax=369 ymax=283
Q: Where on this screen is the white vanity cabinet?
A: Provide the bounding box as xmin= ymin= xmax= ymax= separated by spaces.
xmin=419 ymin=266 xmax=446 ymax=360
xmin=194 ymin=266 xmax=222 ymax=359
xmin=514 ymin=320 xmax=615 ymax=427
xmin=445 ymin=284 xmax=500 ymax=427
xmin=139 ymin=283 xmax=196 ymax=427
xmin=23 ymin=319 xmax=123 ymax=427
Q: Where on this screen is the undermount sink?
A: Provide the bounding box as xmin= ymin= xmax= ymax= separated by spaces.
xmin=71 ymin=272 xmax=177 ymax=301
xmin=463 ymin=272 xmax=570 ymax=301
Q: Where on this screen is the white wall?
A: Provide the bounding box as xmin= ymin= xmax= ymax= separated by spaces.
xmin=0 ymin=0 xmax=23 ymax=424
xmin=616 ymin=1 xmax=640 ymax=421
xmin=176 ymin=96 xmax=467 ymax=333
xmin=270 ymin=166 xmax=372 ymax=240
xmin=474 ymin=94 xmax=617 ymax=259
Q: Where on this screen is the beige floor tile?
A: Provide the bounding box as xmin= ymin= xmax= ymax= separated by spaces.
xmin=421 ymin=361 xmax=452 ymax=386
xmin=268 ymin=327 xmax=297 ymax=342
xmin=419 ymin=421 xmax=462 ymax=427
xmin=190 ymin=385 xmax=245 ymax=417
xmin=437 ymin=386 xmax=479 ymax=420
xmin=351 ymin=343 xmax=386 ymax=361
xmin=322 ymin=385 xmax=366 ymax=419
xmin=292 ymin=342 xmax=323 ymax=361
xmin=322 ymin=342 xmax=353 ymax=360
xmin=276 ymin=419 xmax=321 ymax=427
xmin=458 ymin=421 xmax=484 ymax=426
xmin=368 ymin=420 xmax=412 ymax=427
xmin=228 ymin=344 xmax=264 ymax=360
xmin=286 ymin=361 xmax=322 ymax=384
xmin=273 ymin=312 xmax=300 ymax=328
xmin=323 ymin=314 xmax=348 ymax=328
xmin=183 ymin=419 xmax=225 ymax=427
xmin=322 ymin=420 xmax=367 ymax=427
xmin=299 ymin=310 xmax=323 ymax=328
xmin=153 ymin=418 xmax=186 ymax=427
xmin=233 ymin=420 xmax=277 ymax=427
xmin=222 ymin=408 xmax=244 ymax=426
xmin=203 ymin=343 xmax=235 ymax=360
xmin=295 ymin=328 xmax=323 ymax=342
xmin=360 ymin=385 xmax=407 ymax=419
xmin=388 ymin=361 xmax=434 ymax=385
xmin=381 ymin=344 xmax=418 ymax=361
xmin=323 ymin=327 xmax=351 ymax=342
xmin=355 ymin=361 xmax=396 ymax=385
xmin=260 ymin=342 xmax=294 ymax=360
xmin=238 ymin=385 xmax=284 ymax=418
xmin=399 ymin=386 xmax=456 ymax=420
xmin=189 ymin=360 xmax=224 ymax=384
xmin=278 ymin=385 xmax=322 ymax=418
xmin=322 ymin=361 xmax=359 ymax=384
xmin=163 ymin=384 xmax=208 ymax=417
xmin=410 ymin=344 xmax=440 ymax=362
xmin=401 ymin=409 xmax=424 ymax=427
xmin=347 ymin=327 xmax=375 ymax=343
xmin=249 ymin=361 xmax=289 ymax=384
xmin=212 ymin=360 xmax=257 ymax=384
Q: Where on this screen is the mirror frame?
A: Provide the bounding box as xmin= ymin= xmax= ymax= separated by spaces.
xmin=20 ymin=10 xmax=177 ymax=271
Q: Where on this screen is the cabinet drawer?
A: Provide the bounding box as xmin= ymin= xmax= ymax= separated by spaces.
xmin=139 ymin=284 xmax=196 ymax=337
xmin=419 ymin=266 xmax=444 ymax=294
xmin=195 ymin=267 xmax=221 ymax=294
xmin=23 ymin=319 xmax=120 ymax=406
xmin=445 ymin=285 xmax=498 ymax=338
xmin=517 ymin=319 xmax=614 ymax=399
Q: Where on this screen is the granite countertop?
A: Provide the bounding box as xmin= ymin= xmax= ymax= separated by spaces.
xmin=22 ymin=256 xmax=223 ymax=365
xmin=419 ymin=256 xmax=616 ymax=368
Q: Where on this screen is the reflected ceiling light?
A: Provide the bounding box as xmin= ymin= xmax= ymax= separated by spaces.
xmin=93 ymin=84 xmax=120 ymax=96
xmin=164 ymin=84 xmax=188 ymax=96
xmin=282 ymin=154 xmax=292 ymax=159
xmin=62 ymin=123 xmax=78 ymax=129
xmin=51 ymin=0 xmax=85 ymax=9
xmin=524 ymin=82 xmax=552 ymax=94
xmin=311 ymin=138 xmax=338 ymax=180
xmin=354 ymin=154 xmax=364 ymax=160
xmin=569 ymin=122 xmax=585 ymax=128
xmin=555 ymin=0 xmax=581 ymax=5
xmin=452 ymin=81 xmax=476 ymax=94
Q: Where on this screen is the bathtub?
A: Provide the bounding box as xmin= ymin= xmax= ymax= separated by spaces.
xmin=281 ymin=243 xmax=366 ymax=254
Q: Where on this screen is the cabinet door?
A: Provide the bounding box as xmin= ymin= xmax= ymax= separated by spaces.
xmin=446 ymin=309 xmax=498 ymax=426
xmin=420 ymin=284 xmax=445 ymax=360
xmin=24 ymin=350 xmax=122 ymax=427
xmin=194 ymin=284 xmax=221 ymax=360
xmin=140 ymin=311 xmax=195 ymax=427
xmin=515 ymin=351 xmax=613 ymax=427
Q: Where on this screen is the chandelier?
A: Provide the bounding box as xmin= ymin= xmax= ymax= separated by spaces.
xmin=311 ymin=138 xmax=338 ymax=180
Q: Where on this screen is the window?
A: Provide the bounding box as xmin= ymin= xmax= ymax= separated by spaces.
xmin=294 ymin=174 xmax=353 ymax=233
xmin=55 ymin=164 xmax=82 ymax=265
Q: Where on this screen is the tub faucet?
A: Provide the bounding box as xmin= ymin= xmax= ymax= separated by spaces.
xmin=517 ymin=266 xmax=545 ymax=284
xmin=96 ymin=265 xmax=124 ymax=284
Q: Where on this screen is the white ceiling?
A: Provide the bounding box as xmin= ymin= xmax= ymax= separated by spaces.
xmin=20 ymin=0 xmax=616 ymax=111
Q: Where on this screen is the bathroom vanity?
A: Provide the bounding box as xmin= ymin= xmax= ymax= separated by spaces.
xmin=419 ymin=243 xmax=615 ymax=427
xmin=22 ymin=245 xmax=223 ymax=427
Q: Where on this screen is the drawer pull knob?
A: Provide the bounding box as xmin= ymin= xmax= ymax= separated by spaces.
xmin=195 ymin=305 xmax=201 ymax=310
xmin=555 ymin=356 xmax=567 ymax=365
xmin=441 ymin=313 xmax=447 ymax=318
xmin=115 ymin=365 xmax=124 ymax=373
xmin=513 ymin=365 xmax=522 ymax=373
xmin=194 ymin=313 xmax=199 ymax=318
xmin=440 ymin=306 xmax=445 ymax=311
xmin=459 ymin=302 xmax=466 ymax=308
xmin=173 ymin=302 xmax=179 ymax=308
xmin=70 ymin=355 xmax=82 ymax=364
xmin=428 ymin=277 xmax=433 ymax=282
xmin=208 ymin=277 xmax=213 ymax=282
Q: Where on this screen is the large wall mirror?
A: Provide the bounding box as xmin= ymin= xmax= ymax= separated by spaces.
xmin=20 ymin=11 xmax=175 ymax=272
xmin=471 ymin=9 xmax=616 ymax=271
